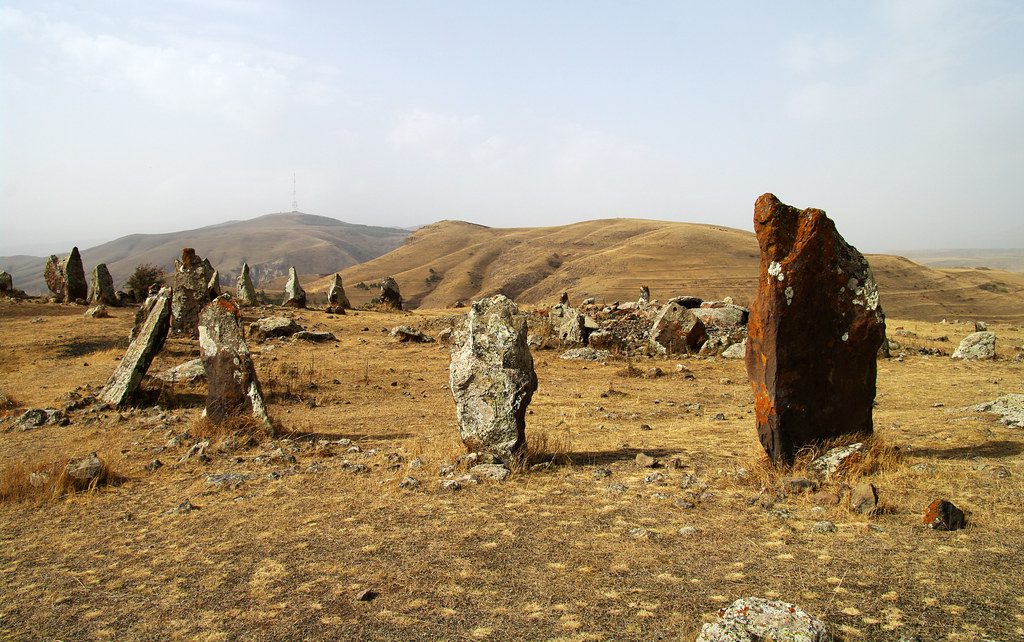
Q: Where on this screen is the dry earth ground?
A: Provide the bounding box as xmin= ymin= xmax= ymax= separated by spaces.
xmin=0 ymin=301 xmax=1023 ymax=641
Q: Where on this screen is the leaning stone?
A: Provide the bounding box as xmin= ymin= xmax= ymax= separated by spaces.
xmin=809 ymin=443 xmax=866 ymax=480
xmin=746 ymin=194 xmax=886 ymax=464
xmin=171 ymin=248 xmax=212 ymax=337
xmin=327 ymin=273 xmax=351 ymax=310
xmin=155 ymin=358 xmax=206 ymax=384
xmin=449 ymin=295 xmax=537 ymax=462
xmin=379 ymin=277 xmax=402 ymax=310
xmin=235 ymin=262 xmax=258 ymax=306
xmin=130 ymin=287 xmax=161 ymax=341
xmin=923 ymin=499 xmax=966 ymax=530
xmin=99 ymin=287 xmax=172 ymax=407
xmin=198 ymin=295 xmax=273 ymax=433
xmin=696 ymin=597 xmax=831 ymax=642
xmin=951 ymin=331 xmax=996 ymax=360
xmin=248 ymin=316 xmax=302 ymax=341
xmin=649 ymin=300 xmax=708 ymax=354
xmin=89 ymin=264 xmax=118 ymax=306
xmin=283 ymin=266 xmax=306 ymax=308
xmin=85 ymin=305 xmax=110 ymax=318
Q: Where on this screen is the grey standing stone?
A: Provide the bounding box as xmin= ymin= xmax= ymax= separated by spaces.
xmin=327 ymin=273 xmax=351 ymax=310
xmin=90 ymin=264 xmax=118 ymax=306
xmin=171 ymin=248 xmax=212 ymax=337
xmin=43 ymin=247 xmax=87 ymax=303
xmin=0 ymin=271 xmax=13 ymax=293
xmin=198 ymin=295 xmax=273 ymax=433
xmin=99 ymin=287 xmax=172 ymax=407
xmin=283 ymin=266 xmax=306 ymax=308
xmin=951 ymin=331 xmax=996 ymax=360
xmin=236 ymin=263 xmax=258 ymax=306
xmin=449 ymin=295 xmax=537 ymax=461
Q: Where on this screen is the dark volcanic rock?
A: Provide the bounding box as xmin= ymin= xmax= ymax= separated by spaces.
xmin=199 ymin=295 xmax=273 ymax=433
xmin=745 ymin=194 xmax=886 ymax=464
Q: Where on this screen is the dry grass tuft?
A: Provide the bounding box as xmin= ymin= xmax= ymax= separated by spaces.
xmin=0 ymin=454 xmax=122 ymax=503
xmin=524 ymin=428 xmax=574 ymax=467
xmin=0 ymin=389 xmax=17 ymax=413
xmin=190 ymin=415 xmax=269 ymax=448
xmin=745 ymin=432 xmax=903 ymax=489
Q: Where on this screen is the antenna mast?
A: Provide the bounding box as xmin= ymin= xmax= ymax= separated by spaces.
xmin=291 ymin=173 xmax=298 ymax=212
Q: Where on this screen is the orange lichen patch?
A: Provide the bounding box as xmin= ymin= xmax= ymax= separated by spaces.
xmin=216 ymin=296 xmax=240 ymax=317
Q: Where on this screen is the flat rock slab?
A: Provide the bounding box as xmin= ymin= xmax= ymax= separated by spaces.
xmin=249 ymin=317 xmax=302 ymax=341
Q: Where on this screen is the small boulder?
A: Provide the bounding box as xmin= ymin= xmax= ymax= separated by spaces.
xmin=923 ymin=499 xmax=966 ymax=530
xmin=292 ymin=330 xmax=338 ymax=342
xmin=649 ymin=300 xmax=708 ymax=354
xmin=84 ymin=305 xmax=110 ymax=318
xmin=65 ymin=452 xmax=103 ymax=482
xmin=248 ymin=316 xmax=302 ymax=341
xmin=951 ymin=331 xmax=996 ymax=360
xmin=809 ymin=442 xmax=866 ymax=480
xmin=849 ymin=482 xmax=878 ymax=515
xmin=391 ymin=326 xmax=434 ymax=343
xmin=721 ymin=340 xmax=746 ymax=359
xmin=697 ymin=597 xmax=831 ymax=642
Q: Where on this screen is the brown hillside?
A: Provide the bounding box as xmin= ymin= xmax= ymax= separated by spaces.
xmin=300 ymin=219 xmax=1024 ymax=323
xmin=0 ymin=213 xmax=409 ymax=295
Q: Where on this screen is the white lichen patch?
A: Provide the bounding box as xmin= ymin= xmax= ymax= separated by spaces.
xmin=785 ymin=286 xmax=794 ymax=305
xmin=768 ymin=261 xmax=784 ymax=281
xmin=842 ymin=332 xmax=849 ymax=342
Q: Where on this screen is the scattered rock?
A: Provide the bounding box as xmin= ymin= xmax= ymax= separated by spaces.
xmin=206 ymin=473 xmax=247 ymax=489
xmin=678 ymin=526 xmax=699 ymax=536
xmin=649 ymin=300 xmax=708 ymax=355
xmin=449 ymin=295 xmax=537 ymax=462
xmin=635 ymin=453 xmax=657 ymax=468
xmin=84 ymin=305 xmax=111 ymax=318
xmin=973 ymin=394 xmax=1024 ymax=428
xmin=809 ymin=442 xmax=866 ymax=480
xmin=923 ymin=499 xmax=966 ymax=530
xmin=470 ymin=463 xmax=511 ymax=481
xmin=11 ymin=408 xmax=64 ymax=431
xmin=155 ymin=359 xmax=206 ymax=384
xmin=440 ymin=479 xmax=462 ymax=491
xmin=356 ymin=589 xmax=378 ymax=602
xmin=292 ymin=330 xmax=337 ymax=342
xmin=697 ymin=597 xmax=831 ymax=642
xmin=99 ymin=287 xmax=172 ymax=407
xmin=65 ymin=452 xmax=103 ymax=482
xmin=810 ymin=520 xmax=837 ymax=534
xmin=559 ymin=347 xmax=611 ymax=361
xmin=248 ymin=316 xmax=302 ymax=341
xmin=951 ymin=331 xmax=996 ymax=360
xmin=399 ymin=476 xmax=421 ymax=489
xmin=781 ymin=476 xmax=816 ymax=493
xmin=166 ymin=499 xmax=196 ymax=514
xmin=746 ymin=194 xmax=886 ymax=464
xmin=325 ymin=273 xmax=351 ymax=311
xmin=849 ymin=483 xmax=879 ymax=515
xmin=390 ymin=326 xmax=434 ymax=343
xmin=721 ymin=340 xmax=746 ymax=359
xmin=146 ymin=459 xmax=163 ymax=473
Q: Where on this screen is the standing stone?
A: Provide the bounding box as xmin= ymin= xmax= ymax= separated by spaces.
xmin=99 ymin=287 xmax=172 ymax=407
xmin=379 ymin=277 xmax=402 ymax=310
xmin=43 ymin=247 xmax=87 ymax=303
xmin=746 ymin=194 xmax=886 ymax=464
xmin=171 ymin=248 xmax=212 ymax=336
xmin=236 ymin=263 xmax=258 ymax=306
xmin=327 ymin=273 xmax=351 ymax=311
xmin=449 ymin=295 xmax=537 ymax=462
xmin=638 ymin=286 xmax=651 ymax=305
xmin=207 ymin=270 xmax=221 ymax=300
xmin=198 ymin=295 xmax=273 ymax=433
xmin=0 ymin=271 xmax=13 ymax=293
xmin=89 ymin=264 xmax=118 ymax=306
xmin=130 ymin=286 xmax=162 ymax=341
xmin=951 ymin=331 xmax=996 ymax=360
xmin=283 ymin=267 xmax=306 ymax=308
xmin=649 ymin=300 xmax=708 ymax=354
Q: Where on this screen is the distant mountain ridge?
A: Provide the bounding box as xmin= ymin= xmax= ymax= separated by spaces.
xmin=0 ymin=212 xmax=410 ymax=295
xmin=896 ymin=249 xmax=1024 ymax=274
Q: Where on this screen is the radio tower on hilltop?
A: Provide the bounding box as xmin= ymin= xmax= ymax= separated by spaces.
xmin=291 ymin=173 xmax=298 ymax=213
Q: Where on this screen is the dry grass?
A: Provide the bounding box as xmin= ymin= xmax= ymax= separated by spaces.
xmin=745 ymin=433 xmax=904 ymax=490
xmin=0 ymin=454 xmax=120 ymax=503
xmin=0 ymin=302 xmax=1022 ymax=640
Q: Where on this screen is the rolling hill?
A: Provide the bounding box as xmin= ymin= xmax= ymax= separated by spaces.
xmin=0 ymin=213 xmax=410 ymax=295
xmin=293 ymin=218 xmax=1024 ymax=323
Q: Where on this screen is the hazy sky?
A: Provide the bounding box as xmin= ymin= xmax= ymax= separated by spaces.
xmin=1 ymin=0 xmax=1022 ymax=256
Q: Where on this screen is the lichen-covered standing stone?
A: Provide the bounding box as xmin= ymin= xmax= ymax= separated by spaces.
xmin=236 ymin=262 xmax=258 ymax=306
xmin=99 ymin=287 xmax=172 ymax=407
xmin=449 ymin=295 xmax=537 ymax=461
xmin=327 ymin=273 xmax=351 ymax=310
xmin=283 ymin=266 xmax=306 ymax=308
xmin=745 ymin=194 xmax=886 ymax=464
xmin=90 ymin=264 xmax=118 ymax=306
xmin=43 ymin=247 xmax=87 ymax=302
xmin=171 ymin=248 xmax=212 ymax=336
xmin=199 ymin=295 xmax=273 ymax=433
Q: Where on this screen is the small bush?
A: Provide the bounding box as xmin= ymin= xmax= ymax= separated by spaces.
xmin=124 ymin=263 xmax=166 ymax=300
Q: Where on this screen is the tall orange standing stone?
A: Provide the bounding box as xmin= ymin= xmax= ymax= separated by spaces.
xmin=745 ymin=194 xmax=886 ymax=464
